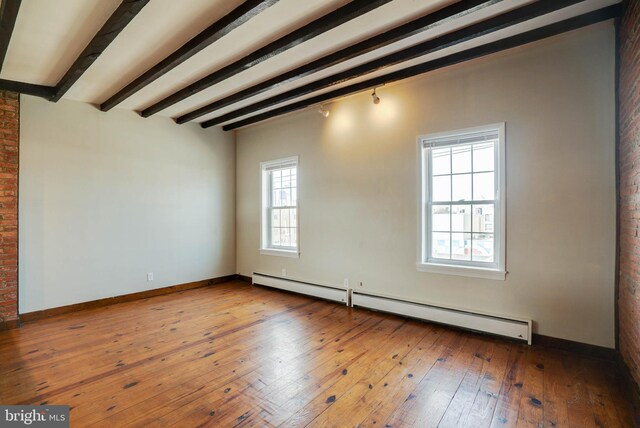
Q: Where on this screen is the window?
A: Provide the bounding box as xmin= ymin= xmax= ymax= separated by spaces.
xmin=418 ymin=124 xmax=505 ymax=280
xmin=261 ymin=156 xmax=299 ymax=257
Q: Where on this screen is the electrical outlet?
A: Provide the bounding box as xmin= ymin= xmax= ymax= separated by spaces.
xmin=343 ymin=278 xmax=349 ymax=288
xmin=147 ymin=272 xmax=154 ymax=281
xmin=359 ymin=281 xmax=363 ymax=287
xmin=281 ymin=268 xmax=286 ymax=277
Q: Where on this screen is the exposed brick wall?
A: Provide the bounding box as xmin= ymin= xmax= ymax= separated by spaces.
xmin=619 ymin=0 xmax=640 ymax=387
xmin=0 ymin=91 xmax=18 ymax=328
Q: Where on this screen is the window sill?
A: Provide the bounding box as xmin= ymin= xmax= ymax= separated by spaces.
xmin=260 ymin=248 xmax=299 ymax=258
xmin=417 ymin=262 xmax=506 ymax=281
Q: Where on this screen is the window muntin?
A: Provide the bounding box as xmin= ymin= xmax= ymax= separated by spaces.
xmin=261 ymin=157 xmax=298 ymax=255
xmin=419 ymin=125 xmax=505 ymax=277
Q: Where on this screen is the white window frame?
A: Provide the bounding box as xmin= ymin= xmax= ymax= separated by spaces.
xmin=417 ymin=123 xmax=506 ymax=280
xmin=260 ymin=156 xmax=300 ymax=258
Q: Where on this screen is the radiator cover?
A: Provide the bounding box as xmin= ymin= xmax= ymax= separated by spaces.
xmin=252 ymin=273 xmax=348 ymax=304
xmin=352 ymin=291 xmax=531 ymax=344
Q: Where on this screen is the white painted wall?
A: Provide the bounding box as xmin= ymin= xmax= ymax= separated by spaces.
xmin=236 ymin=24 xmax=616 ymax=347
xmin=19 ymin=97 xmax=236 ymax=313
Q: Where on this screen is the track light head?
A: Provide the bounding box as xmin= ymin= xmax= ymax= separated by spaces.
xmin=318 ymin=105 xmax=330 ymax=117
xmin=371 ymin=88 xmax=380 ymax=105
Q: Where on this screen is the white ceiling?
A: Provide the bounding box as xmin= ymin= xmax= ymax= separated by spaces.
xmin=0 ymin=0 xmax=620 ymax=129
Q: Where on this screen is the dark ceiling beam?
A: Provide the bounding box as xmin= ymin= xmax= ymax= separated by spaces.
xmin=220 ymin=4 xmax=621 ymax=131
xmin=0 ymin=79 xmax=55 ymax=98
xmin=100 ymin=0 xmax=279 ymax=112
xmin=50 ymin=0 xmax=150 ymax=102
xmin=140 ymin=0 xmax=395 ymax=118
xmin=0 ymin=0 xmax=21 ymax=73
xmin=176 ymin=0 xmax=493 ymax=124
xmin=203 ymin=0 xmax=588 ymax=128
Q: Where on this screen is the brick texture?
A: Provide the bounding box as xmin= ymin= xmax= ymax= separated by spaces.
xmin=619 ymin=0 xmax=640 ymax=387
xmin=0 ymin=91 xmax=18 ymax=325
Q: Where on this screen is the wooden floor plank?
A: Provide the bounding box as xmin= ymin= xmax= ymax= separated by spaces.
xmin=488 ymin=343 xmax=527 ymax=427
xmin=242 ymin=318 xmax=412 ymax=426
xmin=88 ymin=303 xmax=375 ymax=426
xmin=410 ymin=335 xmax=483 ymax=426
xmin=277 ymin=320 xmax=430 ymax=427
xmin=5 ymin=296 xmax=316 ymax=404
xmin=540 ymin=348 xmax=570 ymax=428
xmin=458 ymin=340 xmax=513 ymax=427
xmin=563 ymin=351 xmax=600 ymax=428
xmin=437 ymin=336 xmax=495 ymax=427
xmin=351 ymin=329 xmax=460 ymax=426
xmin=306 ymin=324 xmax=441 ymax=428
xmin=514 ymin=345 xmax=545 ymax=427
xmin=0 ymin=281 xmax=633 ymax=427
xmin=61 ymin=302 xmax=349 ymax=424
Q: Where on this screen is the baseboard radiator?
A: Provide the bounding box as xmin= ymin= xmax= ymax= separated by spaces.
xmin=352 ymin=291 xmax=532 ymax=344
xmin=252 ymin=273 xmax=348 ymax=305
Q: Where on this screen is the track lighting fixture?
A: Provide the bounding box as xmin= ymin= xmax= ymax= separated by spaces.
xmin=318 ymin=105 xmax=330 ymax=117
xmin=371 ymin=88 xmax=380 ymax=105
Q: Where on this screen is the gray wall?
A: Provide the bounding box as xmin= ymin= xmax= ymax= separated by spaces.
xmin=235 ymin=24 xmax=617 ymax=347
xmin=19 ymin=97 xmax=236 ymax=313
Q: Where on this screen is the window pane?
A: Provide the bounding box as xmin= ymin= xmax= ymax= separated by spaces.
xmin=270 ymin=208 xmax=297 ymax=249
xmin=271 ymin=210 xmax=280 ymax=228
xmin=432 ymin=176 xmax=451 ymax=202
xmin=421 ymin=130 xmax=501 ymax=269
xmin=452 ymin=145 xmax=472 ymax=174
xmin=432 ymin=232 xmax=450 ymax=259
xmin=280 ymin=228 xmax=290 ymax=247
xmin=275 ymin=188 xmax=293 ymax=207
xmin=472 ymin=233 xmax=494 ymax=262
xmin=284 ymin=188 xmax=292 ymax=206
xmin=280 ymin=209 xmax=291 ymax=228
xmin=431 ymin=205 xmax=450 ymax=232
xmin=281 ymin=171 xmax=291 ymax=188
xmin=431 ymin=147 xmax=450 ymax=175
xmin=452 ymin=174 xmax=472 ymax=202
xmin=473 ymin=142 xmax=494 ymax=172
xmin=473 ymin=172 xmax=494 ymax=200
xmin=451 ymin=233 xmax=471 ymax=261
xmin=272 ymin=227 xmax=281 ymax=246
xmin=451 ymin=205 xmax=471 ymax=232
xmin=272 ymin=170 xmax=282 ymax=189
xmin=263 ymin=160 xmax=298 ymax=251
xmin=472 ymin=204 xmax=494 ymax=233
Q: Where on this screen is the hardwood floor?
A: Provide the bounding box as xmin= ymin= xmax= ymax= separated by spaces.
xmin=0 ymin=281 xmax=635 ymax=427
